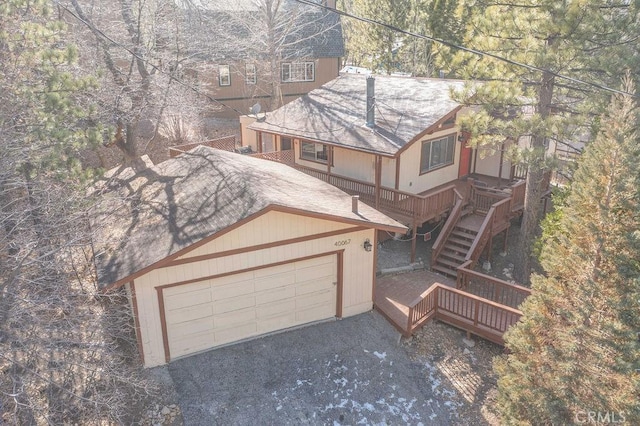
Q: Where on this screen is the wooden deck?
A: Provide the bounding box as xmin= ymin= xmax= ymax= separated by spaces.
xmin=375 ymin=269 xmax=528 ymax=345
xmin=374 ymin=270 xmax=456 ymax=334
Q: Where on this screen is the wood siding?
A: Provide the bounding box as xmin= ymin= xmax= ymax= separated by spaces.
xmin=204 ymin=58 xmax=340 ymax=118
xmin=134 ymin=211 xmax=376 ymax=367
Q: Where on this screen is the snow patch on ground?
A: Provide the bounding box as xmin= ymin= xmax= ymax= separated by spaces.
xmin=373 ymin=351 xmax=387 ymax=360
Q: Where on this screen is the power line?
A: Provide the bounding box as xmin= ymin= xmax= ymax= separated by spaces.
xmin=57 ymin=2 xmax=248 ymax=116
xmin=292 ymin=0 xmax=638 ymax=98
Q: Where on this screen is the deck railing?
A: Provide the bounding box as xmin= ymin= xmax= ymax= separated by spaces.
xmin=406 ymin=283 xmax=524 ymax=344
xmin=293 ymin=165 xmax=455 ymax=224
xmin=406 ymin=286 xmax=439 ymax=334
xmin=431 ymin=191 xmax=464 ymax=266
xmin=250 ymin=150 xmax=295 ymax=165
xmin=466 ymin=197 xmax=512 ymax=263
xmin=509 ymin=180 xmax=526 ymax=212
xmin=456 ymin=261 xmax=531 ymax=309
xmin=470 ymin=185 xmax=510 ymax=213
xmin=169 ymin=135 xmax=237 ymax=157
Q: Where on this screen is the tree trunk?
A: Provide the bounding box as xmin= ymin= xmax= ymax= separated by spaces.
xmin=514 ymin=69 xmax=555 ymax=283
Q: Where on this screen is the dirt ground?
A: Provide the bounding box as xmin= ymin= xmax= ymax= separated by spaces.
xmin=404 ymin=321 xmax=503 ymax=425
xmin=377 ymin=218 xmax=536 ymax=425
xmin=377 ymin=218 xmax=535 ymax=284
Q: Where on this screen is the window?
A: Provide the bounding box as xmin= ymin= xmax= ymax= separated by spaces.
xmin=245 ymin=63 xmax=256 ymax=84
xmin=420 ymin=134 xmax=456 ymax=173
xmin=300 ymin=141 xmax=329 ymax=163
xmin=281 ymin=62 xmax=315 ymax=82
xmin=218 ymin=65 xmax=230 ymax=86
xmin=280 ymin=137 xmax=292 ymax=151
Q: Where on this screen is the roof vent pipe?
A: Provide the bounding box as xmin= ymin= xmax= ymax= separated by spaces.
xmin=366 ymin=76 xmax=375 ymax=128
xmin=352 ymin=195 xmax=359 ymax=214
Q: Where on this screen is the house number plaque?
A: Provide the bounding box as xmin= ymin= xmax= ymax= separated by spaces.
xmin=334 ymin=239 xmax=351 ymax=247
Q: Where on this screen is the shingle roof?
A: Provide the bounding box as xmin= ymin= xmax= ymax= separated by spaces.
xmin=249 ymin=74 xmax=469 ymax=156
xmin=92 ymin=146 xmax=405 ymax=289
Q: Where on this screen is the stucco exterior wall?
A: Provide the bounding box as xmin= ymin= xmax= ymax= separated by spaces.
xmin=473 ymin=147 xmax=512 ymax=179
xmin=239 ymin=115 xmax=258 ymax=151
xmin=132 ymin=211 xmax=376 ymax=367
xmin=397 ymin=128 xmax=461 ymax=194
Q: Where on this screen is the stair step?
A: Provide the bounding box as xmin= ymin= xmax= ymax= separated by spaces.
xmin=452 ymin=229 xmax=477 ymax=240
xmin=456 ymin=222 xmax=482 ymax=232
xmin=447 ymin=236 xmax=473 ymax=248
xmin=431 ymin=264 xmax=457 ymax=278
xmin=436 ymin=257 xmax=464 ymax=269
xmin=443 ymin=243 xmax=469 ymax=256
xmin=441 ymin=249 xmax=467 ymax=262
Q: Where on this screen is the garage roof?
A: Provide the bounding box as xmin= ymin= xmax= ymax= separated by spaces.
xmin=92 ymin=146 xmax=406 ymax=290
xmin=248 ymin=74 xmax=468 ymax=156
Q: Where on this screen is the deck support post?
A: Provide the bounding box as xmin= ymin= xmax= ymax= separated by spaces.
xmin=410 ymin=221 xmax=418 ymax=264
xmin=374 ymin=155 xmax=382 ymax=209
xmin=487 ymin=234 xmax=493 ymax=263
xmin=503 ymin=227 xmax=509 ymax=252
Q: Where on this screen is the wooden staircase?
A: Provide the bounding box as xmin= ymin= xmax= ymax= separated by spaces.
xmin=431 ymin=214 xmax=485 ymax=278
xmin=431 ymin=180 xmax=520 ymax=279
xmin=432 ymin=215 xmax=480 ymax=278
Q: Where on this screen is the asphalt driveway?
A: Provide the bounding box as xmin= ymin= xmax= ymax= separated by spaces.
xmin=167 ymin=311 xmax=459 ymax=425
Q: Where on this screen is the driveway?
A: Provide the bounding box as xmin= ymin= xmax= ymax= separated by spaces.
xmin=167 ymin=311 xmax=459 ymax=425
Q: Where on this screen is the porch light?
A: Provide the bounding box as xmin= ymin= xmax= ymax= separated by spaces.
xmin=457 ymin=133 xmax=466 ymax=142
xmin=363 ymin=239 xmax=373 ymax=252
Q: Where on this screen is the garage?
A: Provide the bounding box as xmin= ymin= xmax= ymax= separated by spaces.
xmin=92 ymin=146 xmax=406 ymax=367
xmin=162 ymin=255 xmax=337 ymax=359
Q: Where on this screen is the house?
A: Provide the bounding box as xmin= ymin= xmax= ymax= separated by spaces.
xmin=180 ymin=0 xmax=344 ymax=118
xmin=241 ymin=74 xmax=531 ymax=271
xmin=91 ymin=145 xmax=405 ymax=367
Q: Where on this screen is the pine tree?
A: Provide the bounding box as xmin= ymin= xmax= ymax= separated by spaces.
xmin=1 ymin=2 xmax=156 ymax=422
xmin=346 ymin=0 xmax=411 ymax=74
xmin=493 ymin=80 xmax=640 ymax=425
xmin=451 ymin=0 xmax=640 ymax=282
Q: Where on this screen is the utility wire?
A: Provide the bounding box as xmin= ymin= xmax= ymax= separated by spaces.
xmin=57 ymin=2 xmax=248 ymax=116
xmin=293 ymin=0 xmax=638 ymax=98
xmin=57 ymin=0 xmax=636 ymax=126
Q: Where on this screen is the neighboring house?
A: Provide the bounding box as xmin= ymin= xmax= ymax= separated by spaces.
xmin=91 ymin=146 xmax=405 ymax=367
xmin=180 ymin=0 xmax=344 ymax=118
xmin=243 ymin=74 xmax=547 ymax=275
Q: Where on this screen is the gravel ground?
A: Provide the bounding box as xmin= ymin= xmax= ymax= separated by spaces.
xmin=404 ymin=321 xmax=504 ymax=426
xmin=375 ymin=218 xmax=535 ymax=426
xmin=377 ymin=218 xmax=535 ymax=286
xmin=167 ymin=312 xmax=463 ymax=425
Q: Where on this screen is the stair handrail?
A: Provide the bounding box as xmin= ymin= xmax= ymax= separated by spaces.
xmin=465 ymin=205 xmax=496 ymax=263
xmin=465 ymin=197 xmax=511 ymax=263
xmin=431 ymin=191 xmax=464 ymax=268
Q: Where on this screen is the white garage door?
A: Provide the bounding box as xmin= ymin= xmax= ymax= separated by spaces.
xmin=163 ymin=255 xmax=337 ymax=360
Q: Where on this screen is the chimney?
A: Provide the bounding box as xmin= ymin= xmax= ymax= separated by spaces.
xmin=366 ymin=76 xmax=375 ymax=128
xmin=352 ymin=195 xmax=359 ymax=214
